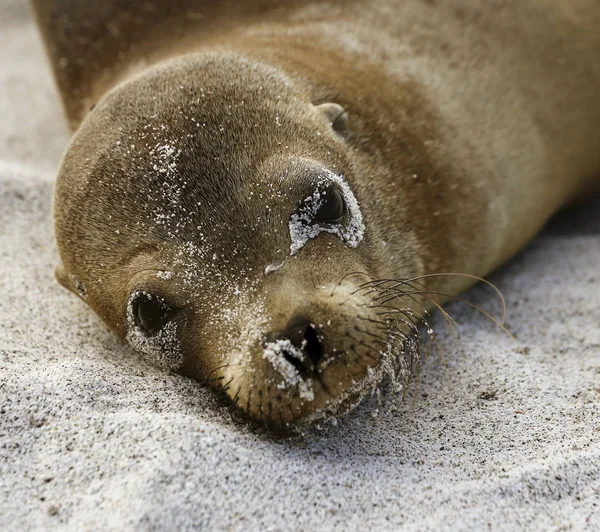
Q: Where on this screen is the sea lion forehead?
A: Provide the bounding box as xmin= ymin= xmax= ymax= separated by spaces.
xmin=92 ymin=53 xmax=309 ymax=129
xmin=72 ymin=53 xmax=339 ymax=199
xmin=60 ymin=52 xmax=354 ymax=254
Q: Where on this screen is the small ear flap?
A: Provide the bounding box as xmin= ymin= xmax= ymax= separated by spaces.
xmin=55 ymin=265 xmax=90 ymax=300
xmin=55 ymin=263 xmax=72 ymax=290
xmin=316 ymin=102 xmax=349 ymax=133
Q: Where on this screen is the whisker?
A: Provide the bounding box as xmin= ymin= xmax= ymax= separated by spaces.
xmin=401 ymin=280 xmax=464 ymax=359
xmin=349 ymin=348 xmax=370 ymax=373
xmin=246 ymin=391 xmax=252 ymax=418
xmin=375 ymin=287 xmax=461 ymax=361
xmin=373 ymin=305 xmax=421 ymax=322
xmin=359 ymin=272 xmax=507 ymax=326
xmin=204 ymin=375 xmax=225 ymax=385
xmin=353 ymin=326 xmax=389 ymax=346
xmin=203 ymin=361 xmax=244 ymax=383
xmin=371 ymin=284 xmax=515 ymax=347
xmin=347 ymin=333 xmax=383 ymax=359
xmin=220 ymin=376 xmax=235 ymax=394
xmin=232 ymin=386 xmax=241 ymax=405
xmin=389 ymin=289 xmax=516 ymax=344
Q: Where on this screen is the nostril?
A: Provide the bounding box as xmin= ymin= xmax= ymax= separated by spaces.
xmin=282 ymin=349 xmax=307 ymax=374
xmin=278 ymin=318 xmax=324 ymax=370
xmin=285 ymin=318 xmax=310 ymax=349
xmin=302 ymin=324 xmax=323 ymax=365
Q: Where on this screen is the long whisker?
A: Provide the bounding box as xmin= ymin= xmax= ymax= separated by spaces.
xmin=357 ymin=272 xmax=507 ymax=326
xmin=385 ymin=289 xmax=516 ymax=344
xmin=347 ymin=332 xmax=383 ymax=358
xmin=220 ymin=376 xmax=235 ymax=394
xmin=375 ymin=306 xmax=447 ymax=370
xmin=367 ymin=280 xmax=515 ymax=348
xmin=374 ymin=286 xmax=462 ymax=357
xmin=353 ymin=326 xmax=390 ymax=346
xmin=201 ymin=361 xmax=246 ymax=385
xmin=401 ymin=280 xmax=464 ymax=355
xmin=365 ymin=308 xmax=421 ymax=337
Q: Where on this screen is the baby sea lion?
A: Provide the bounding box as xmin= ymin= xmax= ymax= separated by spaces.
xmin=32 ymin=0 xmax=600 ymax=428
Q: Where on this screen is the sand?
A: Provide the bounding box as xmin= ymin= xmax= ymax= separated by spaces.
xmin=1 ymin=2 xmax=599 ymax=530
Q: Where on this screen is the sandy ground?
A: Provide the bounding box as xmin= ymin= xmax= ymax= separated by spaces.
xmin=1 ymin=2 xmax=599 ymax=530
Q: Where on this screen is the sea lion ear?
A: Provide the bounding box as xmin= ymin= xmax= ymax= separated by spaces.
xmin=316 ymin=102 xmax=349 ymax=133
xmin=55 ymin=265 xmax=90 ymax=300
xmin=55 ymin=263 xmax=74 ymax=293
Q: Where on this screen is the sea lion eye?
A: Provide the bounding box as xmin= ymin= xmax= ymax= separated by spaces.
xmin=132 ymin=292 xmax=172 ymax=335
xmin=314 ymin=186 xmax=346 ymax=224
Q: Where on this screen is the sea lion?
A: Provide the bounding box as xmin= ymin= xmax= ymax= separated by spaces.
xmin=32 ymin=0 xmax=600 ymax=428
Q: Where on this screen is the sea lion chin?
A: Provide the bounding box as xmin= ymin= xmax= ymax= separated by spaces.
xmin=36 ymin=1 xmax=600 ymax=429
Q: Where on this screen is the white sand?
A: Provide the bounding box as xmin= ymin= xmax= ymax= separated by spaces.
xmin=1 ymin=3 xmax=599 ymax=530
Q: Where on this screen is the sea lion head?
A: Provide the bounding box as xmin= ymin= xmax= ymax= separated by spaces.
xmin=54 ymin=53 xmax=426 ymax=429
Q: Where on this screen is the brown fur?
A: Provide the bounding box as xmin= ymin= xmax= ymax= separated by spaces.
xmin=32 ymin=0 xmax=600 ymax=428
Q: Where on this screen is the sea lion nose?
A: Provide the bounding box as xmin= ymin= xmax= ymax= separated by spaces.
xmin=268 ymin=317 xmax=324 ymax=371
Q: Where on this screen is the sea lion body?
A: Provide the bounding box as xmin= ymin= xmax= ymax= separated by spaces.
xmin=32 ymin=0 xmax=600 ymax=427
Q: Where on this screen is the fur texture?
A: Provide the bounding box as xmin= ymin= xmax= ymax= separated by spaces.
xmin=33 ymin=0 xmax=600 ymax=427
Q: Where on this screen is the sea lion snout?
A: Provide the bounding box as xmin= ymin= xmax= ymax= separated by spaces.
xmin=213 ymin=277 xmax=417 ymax=428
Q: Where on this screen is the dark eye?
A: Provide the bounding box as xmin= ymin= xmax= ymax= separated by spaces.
xmin=314 ymin=186 xmax=346 ymax=224
xmin=133 ymin=292 xmax=172 ymax=335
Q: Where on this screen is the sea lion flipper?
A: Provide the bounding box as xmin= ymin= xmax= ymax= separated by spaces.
xmin=30 ymin=0 xmax=177 ymax=130
xmin=30 ymin=0 xmax=112 ymax=130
